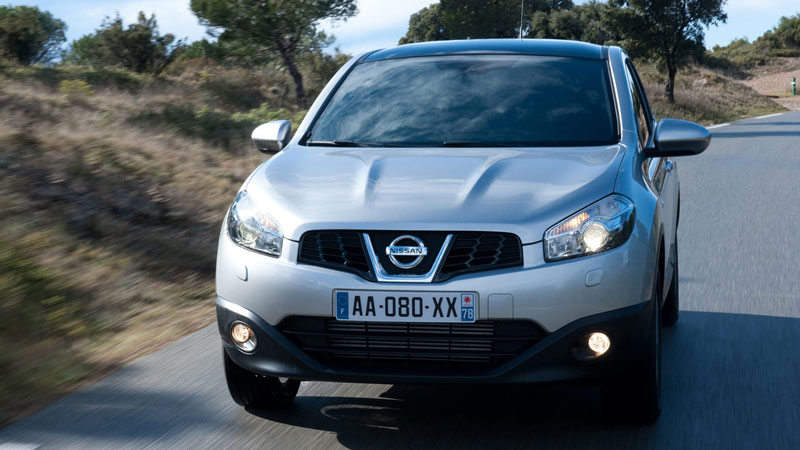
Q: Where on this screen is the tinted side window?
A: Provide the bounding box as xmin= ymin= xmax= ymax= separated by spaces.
xmin=625 ymin=62 xmax=651 ymax=148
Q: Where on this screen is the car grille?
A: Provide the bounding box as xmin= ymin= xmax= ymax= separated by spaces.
xmin=297 ymin=231 xmax=523 ymax=282
xmin=298 ymin=231 xmax=373 ymax=280
xmin=438 ymin=232 xmax=523 ymax=281
xmin=278 ymin=316 xmax=547 ymax=372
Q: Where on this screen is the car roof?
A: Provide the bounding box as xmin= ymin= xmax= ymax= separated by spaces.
xmin=363 ymin=39 xmax=606 ymax=62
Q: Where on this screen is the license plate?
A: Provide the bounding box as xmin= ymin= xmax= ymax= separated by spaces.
xmin=334 ymin=290 xmax=477 ymax=323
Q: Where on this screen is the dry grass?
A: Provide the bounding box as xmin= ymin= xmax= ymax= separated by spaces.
xmin=636 ymin=63 xmax=787 ymax=125
xmin=745 ymin=56 xmax=800 ymax=78
xmin=0 ymin=65 xmax=293 ymax=426
xmin=741 ymin=58 xmax=800 ymax=110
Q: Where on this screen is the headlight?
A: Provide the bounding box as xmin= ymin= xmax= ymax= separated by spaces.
xmin=227 ymin=191 xmax=283 ymax=257
xmin=544 ymin=195 xmax=635 ymax=261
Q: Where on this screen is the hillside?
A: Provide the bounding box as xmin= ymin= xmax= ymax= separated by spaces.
xmin=0 ymin=57 xmax=787 ymax=426
xmin=0 ymin=62 xmax=296 ymax=425
xmin=742 ymin=57 xmax=800 ymax=110
xmin=636 ymin=63 xmax=786 ymax=124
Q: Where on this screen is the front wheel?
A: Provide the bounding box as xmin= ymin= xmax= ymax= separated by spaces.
xmin=223 ymin=349 xmax=300 ymax=409
xmin=605 ymin=267 xmax=662 ymax=424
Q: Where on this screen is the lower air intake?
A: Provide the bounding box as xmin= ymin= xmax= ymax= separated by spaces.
xmin=278 ymin=316 xmax=547 ymax=373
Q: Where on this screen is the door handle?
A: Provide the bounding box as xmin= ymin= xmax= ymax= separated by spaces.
xmin=664 ymin=160 xmax=674 ymax=172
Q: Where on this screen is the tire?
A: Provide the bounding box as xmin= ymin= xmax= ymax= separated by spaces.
xmin=223 ymin=349 xmax=300 ymax=409
xmin=605 ymin=266 xmax=662 ymax=424
xmin=662 ymin=236 xmax=679 ymax=326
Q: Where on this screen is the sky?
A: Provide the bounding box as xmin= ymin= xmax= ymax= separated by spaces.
xmin=9 ymin=0 xmax=800 ymax=54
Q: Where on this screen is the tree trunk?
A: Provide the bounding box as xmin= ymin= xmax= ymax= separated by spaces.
xmin=665 ymin=61 xmax=677 ymax=104
xmin=275 ymin=43 xmax=308 ymax=109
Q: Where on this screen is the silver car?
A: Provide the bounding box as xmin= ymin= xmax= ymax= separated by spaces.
xmin=215 ymin=39 xmax=710 ymax=423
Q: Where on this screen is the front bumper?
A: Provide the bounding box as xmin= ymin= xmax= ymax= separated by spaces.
xmin=216 ymin=227 xmax=655 ymax=333
xmin=218 ymin=296 xmax=653 ymax=384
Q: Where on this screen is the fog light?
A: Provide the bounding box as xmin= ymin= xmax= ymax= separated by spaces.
xmin=231 ymin=322 xmax=256 ymax=352
xmin=571 ymin=331 xmax=612 ymax=361
xmin=587 ymin=332 xmax=611 ymax=356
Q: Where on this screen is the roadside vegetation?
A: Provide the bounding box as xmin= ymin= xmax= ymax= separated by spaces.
xmin=0 ymin=0 xmax=798 ymax=426
xmin=638 ymin=63 xmax=785 ymax=123
xmin=0 ymin=3 xmax=343 ymax=425
xmin=0 ymin=61 xmax=287 ymax=424
xmin=707 ymin=16 xmax=800 ymax=110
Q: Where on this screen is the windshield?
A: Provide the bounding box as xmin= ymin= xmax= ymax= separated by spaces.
xmin=307 ymin=54 xmax=618 ymax=147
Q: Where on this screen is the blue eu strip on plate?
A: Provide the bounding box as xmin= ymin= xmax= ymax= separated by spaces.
xmin=336 ymin=292 xmax=349 ymax=320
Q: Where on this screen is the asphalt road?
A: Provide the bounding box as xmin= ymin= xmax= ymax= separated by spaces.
xmin=2 ymin=112 xmax=800 ymax=450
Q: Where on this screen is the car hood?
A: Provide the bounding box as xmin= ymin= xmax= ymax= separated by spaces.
xmin=244 ymin=145 xmax=625 ymax=243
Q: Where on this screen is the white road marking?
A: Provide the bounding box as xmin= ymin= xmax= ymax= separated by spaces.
xmin=752 ymin=113 xmax=783 ymax=120
xmin=706 ymin=123 xmax=730 ymax=129
xmin=0 ymin=444 xmax=40 ymax=450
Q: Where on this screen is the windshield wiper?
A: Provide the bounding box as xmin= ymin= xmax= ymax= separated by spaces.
xmin=309 ymin=140 xmax=510 ymax=148
xmin=307 ymin=140 xmax=421 ymax=148
xmin=442 ymin=141 xmax=509 ymax=147
xmin=306 ymin=140 xmax=372 ymax=147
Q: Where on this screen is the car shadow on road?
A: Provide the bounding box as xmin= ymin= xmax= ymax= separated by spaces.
xmin=252 ymin=311 xmax=800 ymax=450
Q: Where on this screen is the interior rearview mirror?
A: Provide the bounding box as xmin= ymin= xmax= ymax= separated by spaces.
xmin=645 ymin=119 xmax=711 ymax=157
xmin=251 ymin=120 xmax=292 ymax=154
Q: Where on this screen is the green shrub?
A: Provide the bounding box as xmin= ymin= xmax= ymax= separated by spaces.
xmin=769 ymin=48 xmax=800 ymax=57
xmin=130 ymin=102 xmax=306 ymax=151
xmin=7 ymin=64 xmax=153 ymax=91
xmin=130 ymin=104 xmax=241 ymax=148
xmin=59 ymin=79 xmax=94 ymax=99
xmin=709 ymin=15 xmax=800 ymax=71
xmin=63 ymin=12 xmax=184 ymax=75
xmin=709 ymin=38 xmax=771 ymax=71
xmin=764 ymin=14 xmax=800 ymax=50
xmin=200 ymin=71 xmax=268 ymax=110
xmin=180 ymin=39 xmax=227 ymax=62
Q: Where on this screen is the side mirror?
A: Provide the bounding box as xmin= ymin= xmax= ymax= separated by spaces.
xmin=251 ymin=120 xmax=291 ymax=154
xmin=645 ymin=119 xmax=711 ymax=157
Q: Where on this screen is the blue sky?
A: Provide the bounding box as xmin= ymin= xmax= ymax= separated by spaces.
xmin=9 ymin=0 xmax=800 ymax=54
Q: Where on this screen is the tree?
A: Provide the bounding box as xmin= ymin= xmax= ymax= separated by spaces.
xmin=182 ymin=39 xmax=228 ymax=62
xmin=0 ymin=5 xmax=66 ymax=64
xmin=64 ymin=34 xmax=99 ymax=65
xmin=399 ymin=0 xmax=574 ymax=44
xmin=439 ymin=0 xmax=573 ymax=40
xmin=763 ymin=14 xmax=800 ymax=50
xmin=399 ymin=4 xmax=447 ymax=44
xmin=528 ymin=1 xmax=621 ymax=45
xmin=190 ymin=0 xmax=358 ymax=109
xmin=610 ymin=0 xmax=727 ymax=103
xmin=299 ymin=47 xmax=351 ymax=96
xmin=64 ymin=13 xmax=184 ymax=75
